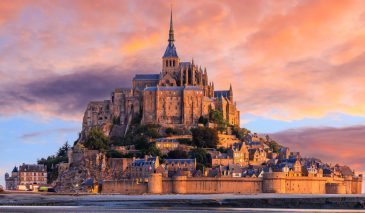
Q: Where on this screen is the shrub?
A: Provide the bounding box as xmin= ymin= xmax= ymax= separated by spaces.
xmin=189 ymin=148 xmax=211 ymax=169
xmin=84 ymin=127 xmax=109 ymax=151
xmin=191 ymin=127 xmax=219 ymax=148
xmin=167 ymin=149 xmax=188 ymax=159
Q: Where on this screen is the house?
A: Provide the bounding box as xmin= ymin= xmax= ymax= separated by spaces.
xmin=211 ymin=152 xmax=233 ymax=167
xmin=127 ymin=156 xmax=159 ymax=180
xmin=154 ymin=138 xmax=180 ymax=154
xmin=248 ymin=148 xmax=267 ymax=165
xmin=4 ymin=166 xmax=19 ymax=190
xmin=227 ymin=142 xmax=249 ymax=166
xmin=164 ymin=159 xmax=196 ymax=177
xmin=278 ymin=147 xmax=290 ymax=160
xmin=18 ymin=164 xmax=47 ymax=191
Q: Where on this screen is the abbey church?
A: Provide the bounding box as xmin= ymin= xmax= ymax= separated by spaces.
xmin=82 ymin=11 xmax=240 ymax=133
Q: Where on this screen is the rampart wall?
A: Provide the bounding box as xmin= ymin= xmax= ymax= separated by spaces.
xmin=102 ymin=173 xmax=362 ymax=195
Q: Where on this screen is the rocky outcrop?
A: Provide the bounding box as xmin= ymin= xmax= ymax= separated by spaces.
xmin=54 ymin=143 xmax=107 ymax=193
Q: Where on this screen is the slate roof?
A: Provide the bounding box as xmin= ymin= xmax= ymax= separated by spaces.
xmin=179 ymin=62 xmax=191 ymax=67
xmin=165 ymin=159 xmax=195 ymax=164
xmin=155 ymin=138 xmax=179 ymax=143
xmin=131 ymin=157 xmax=157 ymax=167
xmin=214 ymin=90 xmax=230 ymax=98
xmin=134 ymin=74 xmax=160 ymax=81
xmin=19 ymin=164 xmax=46 ymax=172
xmin=12 ymin=166 xmax=18 ymax=173
xmin=163 ymin=43 xmax=178 ymax=58
xmin=249 ymin=142 xmax=263 ymax=146
xmin=144 ymin=86 xmax=202 ymax=91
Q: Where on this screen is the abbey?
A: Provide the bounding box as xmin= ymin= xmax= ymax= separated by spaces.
xmin=83 ymin=11 xmax=240 ymax=133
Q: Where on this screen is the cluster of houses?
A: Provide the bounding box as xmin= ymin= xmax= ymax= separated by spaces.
xmin=115 ymin=133 xmax=355 ymax=182
xmin=4 ymin=164 xmax=47 ymax=191
xmin=5 ymin=132 xmax=357 ymax=192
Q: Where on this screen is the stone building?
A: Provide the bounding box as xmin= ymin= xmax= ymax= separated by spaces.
xmin=164 ymin=159 xmax=196 ymax=177
xmin=248 ymin=148 xmax=267 ymax=165
xmin=17 ymin=164 xmax=47 ymax=190
xmin=81 ymin=10 xmax=240 ymax=136
xmin=154 ymin=138 xmax=180 ymax=154
xmin=211 ymin=153 xmax=234 ymax=167
xmin=228 ymin=142 xmax=249 ymax=166
xmin=4 ymin=166 xmax=19 ymax=190
xmin=127 ymin=156 xmax=160 ymax=180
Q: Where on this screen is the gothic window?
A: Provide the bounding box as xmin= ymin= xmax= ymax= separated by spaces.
xmin=166 ymin=60 xmax=168 ymax=67
xmin=173 ymin=60 xmax=175 ymax=66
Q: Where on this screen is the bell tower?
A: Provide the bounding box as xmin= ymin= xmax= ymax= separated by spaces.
xmin=162 ymin=8 xmax=179 ymax=76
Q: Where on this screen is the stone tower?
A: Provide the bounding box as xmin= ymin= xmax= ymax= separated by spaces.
xmin=162 ymin=9 xmax=180 ymax=77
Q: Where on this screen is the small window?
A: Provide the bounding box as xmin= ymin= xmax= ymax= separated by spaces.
xmin=166 ymin=60 xmax=168 ymax=67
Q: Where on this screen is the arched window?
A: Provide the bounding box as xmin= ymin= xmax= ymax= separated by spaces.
xmin=166 ymin=60 xmax=168 ymax=67
xmin=173 ymin=60 xmax=175 ymax=67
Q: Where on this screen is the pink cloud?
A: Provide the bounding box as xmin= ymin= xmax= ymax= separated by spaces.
xmin=1 ymin=0 xmax=365 ymax=122
xmin=270 ymin=126 xmax=365 ymax=173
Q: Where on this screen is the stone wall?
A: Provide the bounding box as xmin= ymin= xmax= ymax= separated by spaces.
xmin=103 ymin=180 xmax=148 ymax=194
xmin=102 ymin=173 xmax=362 ymax=195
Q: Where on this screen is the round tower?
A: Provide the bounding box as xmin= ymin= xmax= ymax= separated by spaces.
xmin=263 ymin=172 xmax=286 ymax=193
xmin=172 ymin=174 xmax=187 ymax=194
xmin=148 ymin=173 xmax=163 ymax=194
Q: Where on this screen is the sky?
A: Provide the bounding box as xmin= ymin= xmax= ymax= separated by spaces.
xmin=0 ymin=0 xmax=365 ymax=190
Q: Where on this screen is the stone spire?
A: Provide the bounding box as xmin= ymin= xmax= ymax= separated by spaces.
xmin=168 ymin=7 xmax=174 ymax=44
xmin=229 ymin=83 xmax=233 ymax=102
xmin=162 ymin=7 xmax=178 ymax=58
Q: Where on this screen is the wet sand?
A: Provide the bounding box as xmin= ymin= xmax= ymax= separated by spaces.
xmin=0 ymin=192 xmax=364 ymax=212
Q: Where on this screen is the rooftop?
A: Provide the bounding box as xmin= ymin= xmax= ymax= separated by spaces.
xmin=134 ymin=74 xmax=160 ymax=81
xmin=145 ymin=86 xmax=202 ymax=91
xmin=214 ymin=90 xmax=230 ymax=98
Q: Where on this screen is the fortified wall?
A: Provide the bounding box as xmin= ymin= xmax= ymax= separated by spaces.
xmin=102 ymin=172 xmax=362 ymax=194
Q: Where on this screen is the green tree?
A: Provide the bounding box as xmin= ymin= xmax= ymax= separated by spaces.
xmin=189 ymin=148 xmax=211 ymax=170
xmin=84 ymin=127 xmax=109 ymax=151
xmin=191 ymin=127 xmax=219 ymax=148
xmin=167 ymin=149 xmax=188 ymax=159
xmin=198 ymin=116 xmax=208 ymax=125
xmin=165 ymin=127 xmax=178 ymax=136
xmin=56 ymin=141 xmax=70 ymax=159
xmin=217 ymin=147 xmax=228 ymax=153
xmin=134 ymin=135 xmax=149 ymax=150
xmin=177 ymin=138 xmax=192 ymax=145
xmin=106 ymin=150 xmax=124 ymax=158
xmin=135 ymin=124 xmax=161 ymax=138
xmin=267 ymin=140 xmax=282 ymax=153
xmin=145 ymin=143 xmax=162 ymax=156
xmin=209 ymin=110 xmax=228 ymax=131
xmin=37 ymin=141 xmax=70 ymax=184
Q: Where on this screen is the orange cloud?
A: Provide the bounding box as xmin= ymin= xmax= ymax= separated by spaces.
xmin=1 ymin=0 xmax=365 ymax=123
xmin=270 ymin=126 xmax=365 ymax=173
